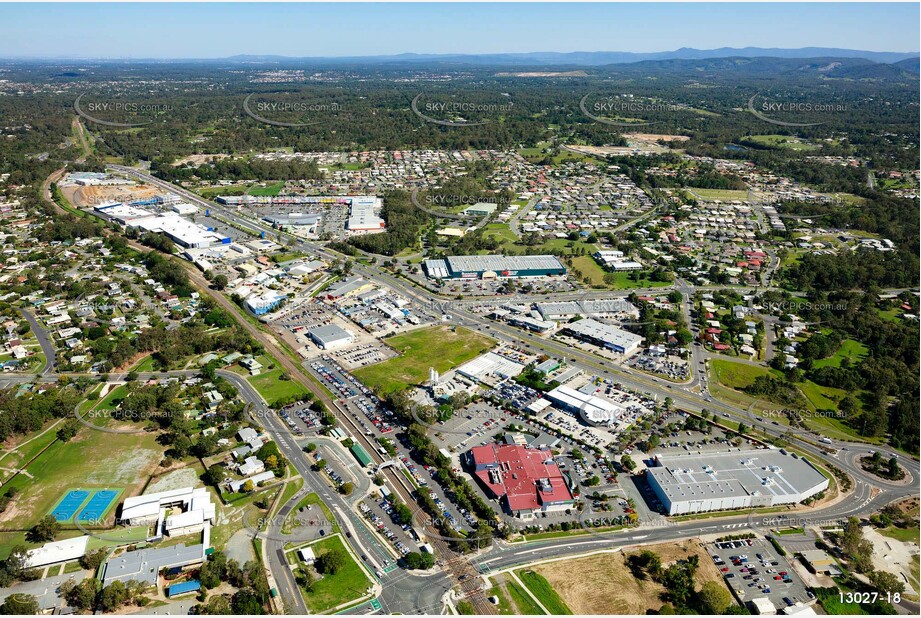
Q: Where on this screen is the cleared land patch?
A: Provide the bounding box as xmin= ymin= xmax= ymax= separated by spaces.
xmin=354 ymin=326 xmax=494 ymax=394
xmin=529 ymin=540 xmax=724 ymax=615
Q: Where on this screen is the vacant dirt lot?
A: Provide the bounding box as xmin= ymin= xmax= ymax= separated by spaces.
xmin=70 ymin=183 xmax=161 ymax=207
xmin=533 ymin=540 xmax=724 ymax=615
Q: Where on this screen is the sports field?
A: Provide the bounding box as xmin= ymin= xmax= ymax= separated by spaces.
xmin=50 ymin=490 xmax=90 ymax=521
xmin=354 ymin=326 xmax=494 ymax=394
xmin=48 ymin=488 xmax=122 ymax=522
xmin=0 ymin=414 xmax=163 ymax=534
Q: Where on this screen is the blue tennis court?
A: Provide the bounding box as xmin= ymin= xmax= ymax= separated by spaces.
xmin=50 ymin=490 xmax=90 ymax=521
xmin=77 ymin=489 xmax=119 ymax=522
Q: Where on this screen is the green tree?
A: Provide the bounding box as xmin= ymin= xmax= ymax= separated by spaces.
xmin=316 ymin=549 xmax=346 ymax=575
xmin=204 ymin=464 xmax=226 ymax=487
xmin=28 ymin=515 xmax=61 ymax=542
xmin=200 ymin=552 xmax=228 ymax=590
xmin=296 ymin=567 xmax=315 ymax=592
xmin=80 ymin=548 xmax=108 ymax=571
xmin=869 ymin=569 xmax=905 ymax=596
xmin=620 ymin=454 xmax=636 ymax=472
xmin=403 ymin=551 xmax=435 ymax=570
xmin=56 ymin=418 xmax=80 ymax=442
xmin=0 ymin=594 xmax=39 ymax=614
xmin=230 ymin=589 xmax=263 ymax=614
xmin=197 ymin=594 xmax=232 ymax=614
xmin=67 ymin=578 xmax=100 ymax=610
xmin=696 ymin=581 xmax=732 ymax=614
xmin=98 ymin=580 xmax=129 ymax=612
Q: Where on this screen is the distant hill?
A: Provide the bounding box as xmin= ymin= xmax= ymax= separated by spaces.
xmin=597 ymin=56 xmax=920 ymax=81
xmin=220 ymin=47 xmax=917 ymax=66
xmin=893 ymin=57 xmax=920 ymax=73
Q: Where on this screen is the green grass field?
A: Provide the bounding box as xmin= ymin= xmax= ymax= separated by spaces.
xmin=517 ymin=569 xmax=572 ymax=614
xmin=517 ymin=142 xmax=551 ymax=162
xmin=354 ymin=326 xmax=494 ymax=394
xmin=0 ymin=421 xmax=62 ymax=477
xmin=569 ymin=255 xmax=609 ymax=287
xmin=297 ymin=535 xmax=372 ymax=613
xmin=539 ymin=238 xmax=599 ymax=255
xmin=877 ymin=307 xmax=905 ymax=322
xmin=248 ymin=369 xmax=308 ymax=406
xmin=482 ymin=223 xmax=518 ymax=244
xmin=605 ymin=270 xmax=672 ymax=289
xmin=812 ymin=339 xmax=869 ymax=369
xmin=880 ymin=525 xmax=920 ymax=545
xmin=709 ymin=359 xmax=778 ymax=389
xmin=745 ymin=135 xmax=820 ymax=152
xmin=132 ymin=355 xmax=158 ymax=372
xmin=709 ymin=359 xmax=880 ymax=443
xmin=825 ymin=192 xmax=868 ymax=206
xmin=689 ymin=188 xmax=750 ymax=201
xmin=248 ymin=182 xmax=285 ymax=197
xmin=326 ymin=162 xmax=369 ymax=171
xmin=488 ymin=575 xmax=545 ymax=615
xmin=232 ymin=354 xmax=309 ymax=406
xmin=197 ymin=185 xmax=248 ymax=198
xmin=505 ymin=578 xmax=545 ymax=615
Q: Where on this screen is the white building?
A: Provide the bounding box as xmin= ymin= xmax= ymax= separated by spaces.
xmin=346 ymin=196 xmax=386 ymax=233
xmin=228 ymin=470 xmax=275 ymax=493
xmin=544 ymin=385 xmax=624 ymax=425
xmin=164 ymin=509 xmax=207 ymax=537
xmin=308 ymin=324 xmax=354 ymax=349
xmin=127 ymin=214 xmax=230 ymax=249
xmin=563 ymin=318 xmax=644 ymax=355
xmin=238 ymin=456 xmax=266 ymax=476
xmin=298 ymin=547 xmax=316 ymax=564
xmin=120 ymin=487 xmax=216 ymax=536
xmin=647 ymin=450 xmax=829 ymax=515
xmin=25 ymin=535 xmax=90 ymax=568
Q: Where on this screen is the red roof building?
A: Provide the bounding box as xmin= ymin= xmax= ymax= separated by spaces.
xmin=467 ymin=444 xmax=574 ymax=518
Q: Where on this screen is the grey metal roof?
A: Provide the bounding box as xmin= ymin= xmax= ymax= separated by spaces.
xmin=102 ymin=543 xmax=204 ymax=586
xmin=326 ymin=276 xmax=365 ymax=297
xmin=647 ymin=449 xmax=827 ymax=503
xmin=563 ymin=318 xmax=643 ymax=349
xmin=308 ymin=324 xmax=352 ymax=345
xmin=444 ymin=254 xmax=565 ymax=273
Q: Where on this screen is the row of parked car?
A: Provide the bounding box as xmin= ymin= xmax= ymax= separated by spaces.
xmin=359 ymin=500 xmax=412 ymax=556
xmin=356 ymin=397 xmax=394 ymax=434
xmin=313 ymin=361 xmax=359 ymax=398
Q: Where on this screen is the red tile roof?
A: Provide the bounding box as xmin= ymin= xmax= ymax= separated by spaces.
xmin=470 ymin=444 xmax=572 ymax=512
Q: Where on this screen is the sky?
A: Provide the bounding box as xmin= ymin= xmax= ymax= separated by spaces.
xmin=0 ymin=2 xmax=918 ymax=59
